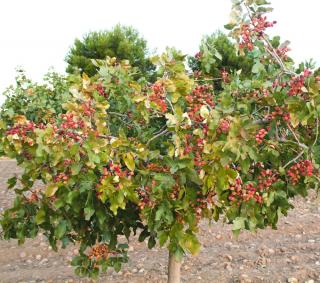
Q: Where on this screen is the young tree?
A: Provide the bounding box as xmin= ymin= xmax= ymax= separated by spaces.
xmin=0 ymin=69 xmax=70 ymax=126
xmin=1 ymin=1 xmax=320 ymax=283
xmin=65 ymin=25 xmax=154 ymax=78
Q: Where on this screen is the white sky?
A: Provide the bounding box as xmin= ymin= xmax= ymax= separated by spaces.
xmin=0 ymin=0 xmax=319 ymax=104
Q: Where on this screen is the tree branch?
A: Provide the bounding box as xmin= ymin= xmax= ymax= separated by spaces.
xmin=108 ymin=112 xmax=128 ymax=118
xmin=313 ymin=116 xmax=319 ymax=147
xmin=146 ymin=129 xmax=170 ymax=146
xmin=283 ymin=151 xmax=304 ymax=169
xmin=287 ymin=123 xmax=303 ymax=146
xmin=278 ymin=138 xmax=308 ymax=150
xmin=243 ymin=3 xmax=297 ymax=77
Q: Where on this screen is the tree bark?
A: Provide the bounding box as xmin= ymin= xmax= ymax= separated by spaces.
xmin=168 ymin=252 xmax=182 ymax=283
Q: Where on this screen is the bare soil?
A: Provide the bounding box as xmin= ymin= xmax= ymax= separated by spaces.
xmin=0 ymin=160 xmax=319 ymax=283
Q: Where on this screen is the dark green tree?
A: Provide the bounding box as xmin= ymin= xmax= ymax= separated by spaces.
xmin=65 ymin=25 xmax=154 ymax=78
xmin=188 ymin=31 xmax=254 ymax=80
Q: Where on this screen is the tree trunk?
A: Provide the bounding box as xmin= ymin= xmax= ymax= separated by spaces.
xmin=168 ymin=252 xmax=182 ymax=283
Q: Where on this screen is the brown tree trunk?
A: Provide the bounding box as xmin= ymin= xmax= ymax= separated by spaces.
xmin=167 ymin=252 xmax=182 ymax=283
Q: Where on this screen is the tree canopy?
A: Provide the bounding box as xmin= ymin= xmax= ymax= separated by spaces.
xmin=0 ymin=1 xmax=320 ymax=282
xmin=65 ymin=25 xmax=154 ymax=78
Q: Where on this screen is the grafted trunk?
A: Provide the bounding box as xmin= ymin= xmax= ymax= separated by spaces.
xmin=168 ymin=252 xmax=182 ymax=283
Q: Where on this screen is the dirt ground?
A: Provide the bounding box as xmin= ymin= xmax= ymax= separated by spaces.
xmin=0 ymin=160 xmax=319 ymax=283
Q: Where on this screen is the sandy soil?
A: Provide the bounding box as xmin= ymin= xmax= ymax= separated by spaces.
xmin=0 ymin=160 xmax=319 ymax=283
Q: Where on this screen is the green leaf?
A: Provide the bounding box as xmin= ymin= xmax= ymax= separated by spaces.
xmin=155 ymin=205 xmax=165 ymax=221
xmin=7 ymin=176 xmax=17 ymax=189
xmin=123 ymin=152 xmax=135 ymax=171
xmin=84 ymin=207 xmax=95 ymax=220
xmin=35 ymin=209 xmax=46 ymax=225
xmin=138 ymin=229 xmax=150 ymax=242
xmin=114 ymin=261 xmax=121 ymax=272
xmin=45 ymin=184 xmax=59 ymax=197
xmin=171 ymin=92 xmax=181 ymax=103
xmin=252 ymin=62 xmax=265 ymax=74
xmin=184 ymin=236 xmax=200 ymax=255
xmin=255 ymin=0 xmax=270 ymax=5
xmin=159 ymin=232 xmax=169 ymax=247
xmin=71 ymin=163 xmax=82 ymax=175
xmin=148 ymin=236 xmax=156 ymax=249
xmin=55 ymin=220 xmax=67 ymax=239
xmin=232 ymin=217 xmax=246 ymax=232
xmin=184 ymin=168 xmax=201 ymax=185
xmin=173 ymin=246 xmax=185 ymax=262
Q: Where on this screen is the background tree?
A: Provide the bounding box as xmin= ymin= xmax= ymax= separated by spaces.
xmin=188 ymin=31 xmax=254 ymax=80
xmin=65 ymin=25 xmax=154 ymax=78
xmin=0 ymin=69 xmax=70 ymax=126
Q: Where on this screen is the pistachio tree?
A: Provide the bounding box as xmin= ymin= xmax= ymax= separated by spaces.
xmin=1 ymin=1 xmax=319 ymax=283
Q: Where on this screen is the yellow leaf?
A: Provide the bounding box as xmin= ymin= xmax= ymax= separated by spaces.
xmin=132 ymin=95 xmax=146 ymax=103
xmin=168 ymin=145 xmax=175 ymax=157
xmin=82 ymin=73 xmax=90 ymax=89
xmin=200 ymin=105 xmax=210 ymax=119
xmin=165 ymin=113 xmax=178 ymax=127
xmin=171 ymin=92 xmax=181 ymax=103
xmin=13 ymin=115 xmax=27 ymax=124
xmin=123 ymin=152 xmax=135 ymax=171
xmin=45 ymin=184 xmax=59 ymax=197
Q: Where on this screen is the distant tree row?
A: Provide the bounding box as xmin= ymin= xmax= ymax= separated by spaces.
xmin=65 ymin=25 xmax=254 ymax=79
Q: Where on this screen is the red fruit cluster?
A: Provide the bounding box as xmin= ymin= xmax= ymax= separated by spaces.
xmin=54 ymin=172 xmax=69 ymax=183
xmin=7 ymin=122 xmax=35 ymax=137
xmin=195 ymin=52 xmax=202 ymax=60
xmin=146 ymin=163 xmax=169 ymax=173
xmin=272 ymin=79 xmax=287 ymax=89
xmin=221 ymin=69 xmax=230 ymax=83
xmin=63 ymin=159 xmax=73 ymax=166
xmin=194 ymin=151 xmax=207 ymax=167
xmin=194 ymin=70 xmax=202 ymax=79
xmin=228 ymin=178 xmax=262 ymax=205
xmin=186 ymin=85 xmax=215 ymax=123
xmin=137 ymin=185 xmax=155 ymax=210
xmin=287 ymin=160 xmax=313 ymax=185
xmin=255 ymin=128 xmax=268 ymax=144
xmin=217 ymin=119 xmax=230 ymax=134
xmin=288 ymin=69 xmax=312 ymax=96
xmin=252 ymin=16 xmax=276 ymax=35
xmin=104 ymin=162 xmax=134 ymax=179
xmin=261 ymin=88 xmax=269 ymax=97
xmin=183 ymin=134 xmax=207 ymax=167
xmin=26 ymin=190 xmax=40 ymax=203
xmin=96 ymin=163 xmax=134 ymax=198
xmin=266 ymin=106 xmax=290 ymax=123
xmin=257 ymin=169 xmax=278 ymax=191
xmin=239 ymin=16 xmax=276 ymax=51
xmin=95 ymin=83 xmax=108 ymax=98
xmin=168 ymin=183 xmax=180 ymax=201
xmin=61 ymin=113 xmax=85 ymax=130
xmin=82 ymin=101 xmax=96 ymax=117
xmin=88 ymin=244 xmax=111 ymax=260
xmin=276 ymin=46 xmax=290 ymax=60
xmin=191 ymin=191 xmax=216 ymax=222
xmin=6 ymin=122 xmax=44 ymax=146
xmin=239 ymin=24 xmax=254 ymax=51
xmin=149 ymin=83 xmax=167 ymax=113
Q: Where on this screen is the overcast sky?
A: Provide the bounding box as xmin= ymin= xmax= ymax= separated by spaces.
xmin=0 ymin=0 xmax=319 ymax=103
